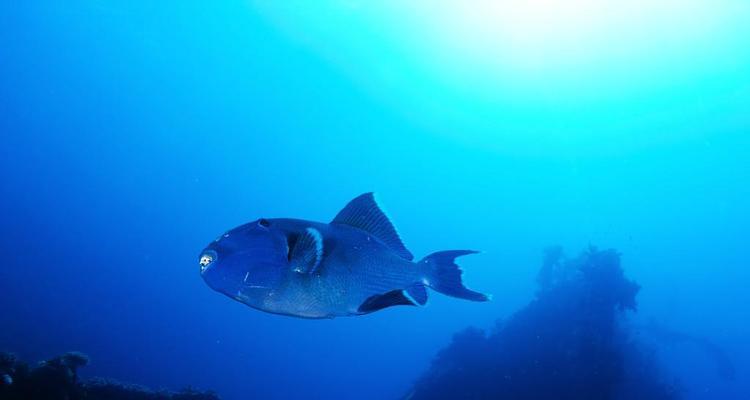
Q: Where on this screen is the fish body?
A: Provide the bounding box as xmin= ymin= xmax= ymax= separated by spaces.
xmin=199 ymin=193 xmax=488 ymax=319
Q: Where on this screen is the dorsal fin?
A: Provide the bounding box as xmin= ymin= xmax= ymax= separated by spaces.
xmin=331 ymin=193 xmax=413 ymax=260
xmin=289 ymin=227 xmax=323 ymax=274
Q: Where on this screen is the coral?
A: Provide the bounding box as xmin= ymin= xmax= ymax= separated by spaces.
xmin=83 ymin=379 xmax=220 ymax=400
xmin=0 ymin=352 xmax=220 ymax=400
xmin=407 ymin=247 xmax=679 ymax=400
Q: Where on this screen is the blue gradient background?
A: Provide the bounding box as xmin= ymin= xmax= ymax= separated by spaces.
xmin=1 ymin=1 xmax=748 ymax=399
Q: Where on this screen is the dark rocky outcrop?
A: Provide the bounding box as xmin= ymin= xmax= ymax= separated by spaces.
xmin=407 ymin=247 xmax=680 ymax=400
xmin=0 ymin=352 xmax=219 ymax=400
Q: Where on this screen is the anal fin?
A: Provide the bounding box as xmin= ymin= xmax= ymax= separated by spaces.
xmin=357 ymin=287 xmax=426 ymax=314
xmin=404 ymin=285 xmax=428 ymax=306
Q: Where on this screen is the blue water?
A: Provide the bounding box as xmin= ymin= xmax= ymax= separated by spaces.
xmin=1 ymin=1 xmax=748 ymax=399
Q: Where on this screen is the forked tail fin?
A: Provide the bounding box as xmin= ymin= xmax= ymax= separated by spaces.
xmin=419 ymin=250 xmax=490 ymax=302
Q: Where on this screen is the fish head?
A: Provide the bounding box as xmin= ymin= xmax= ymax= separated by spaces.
xmin=199 ymin=218 xmax=288 ymax=299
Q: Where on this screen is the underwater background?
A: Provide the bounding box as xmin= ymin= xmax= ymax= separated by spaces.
xmin=1 ymin=1 xmax=748 ymax=399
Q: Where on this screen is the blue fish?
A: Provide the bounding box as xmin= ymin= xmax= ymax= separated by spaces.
xmin=199 ymin=193 xmax=489 ymax=319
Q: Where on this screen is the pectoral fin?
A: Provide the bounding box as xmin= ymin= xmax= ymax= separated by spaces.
xmin=289 ymin=227 xmax=323 ymax=274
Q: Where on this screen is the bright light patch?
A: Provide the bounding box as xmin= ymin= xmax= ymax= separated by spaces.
xmin=254 ymin=0 xmax=733 ymax=87
xmin=431 ymin=0 xmax=608 ymax=70
xmin=253 ymin=0 xmax=749 ymax=155
xmin=408 ymin=0 xmax=726 ymax=78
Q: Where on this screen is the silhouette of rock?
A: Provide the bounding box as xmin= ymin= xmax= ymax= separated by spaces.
xmin=407 ymin=247 xmax=679 ymax=400
xmin=0 ymin=352 xmax=220 ymax=400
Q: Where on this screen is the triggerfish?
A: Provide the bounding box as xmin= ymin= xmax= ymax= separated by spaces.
xmin=199 ymin=193 xmax=489 ymax=318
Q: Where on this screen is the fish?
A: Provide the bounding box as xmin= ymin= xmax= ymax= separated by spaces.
xmin=198 ymin=193 xmax=489 ymax=319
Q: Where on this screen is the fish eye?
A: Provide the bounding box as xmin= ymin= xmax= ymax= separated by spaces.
xmin=258 ymin=218 xmax=270 ymax=227
xmin=199 ymin=254 xmax=213 ymax=272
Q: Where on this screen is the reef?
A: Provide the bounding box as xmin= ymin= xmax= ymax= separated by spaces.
xmin=407 ymin=246 xmax=680 ymax=400
xmin=0 ymin=351 xmax=219 ymax=400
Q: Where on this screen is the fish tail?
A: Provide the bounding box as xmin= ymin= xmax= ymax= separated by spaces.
xmin=419 ymin=250 xmax=490 ymax=302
